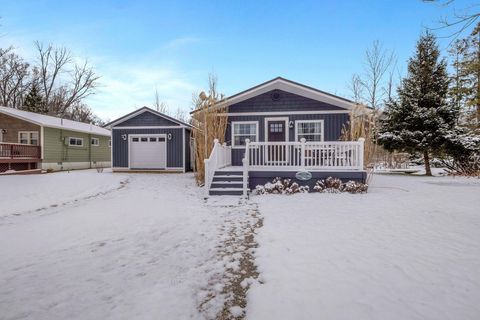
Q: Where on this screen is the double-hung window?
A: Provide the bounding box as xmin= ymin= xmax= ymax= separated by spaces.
xmin=18 ymin=131 xmax=39 ymax=145
xmin=91 ymin=137 xmax=99 ymax=146
xmin=232 ymin=121 xmax=258 ymax=147
xmin=69 ymin=137 xmax=84 ymax=147
xmin=296 ymin=120 xmax=324 ymax=142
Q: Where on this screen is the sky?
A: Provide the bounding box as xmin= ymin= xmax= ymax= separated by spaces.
xmin=0 ymin=0 xmax=477 ymax=121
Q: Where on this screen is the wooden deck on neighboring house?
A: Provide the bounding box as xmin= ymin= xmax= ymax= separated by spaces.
xmin=0 ymin=143 xmax=41 ymax=172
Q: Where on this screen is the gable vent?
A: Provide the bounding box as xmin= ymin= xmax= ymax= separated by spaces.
xmin=271 ymin=92 xmax=281 ymax=101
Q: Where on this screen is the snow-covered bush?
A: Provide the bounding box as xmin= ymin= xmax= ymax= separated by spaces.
xmin=255 ymin=177 xmax=309 ymax=195
xmin=314 ymin=177 xmax=368 ymax=194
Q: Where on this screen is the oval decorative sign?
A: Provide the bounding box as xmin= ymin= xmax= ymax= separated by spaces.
xmin=295 ymin=171 xmax=312 ymax=181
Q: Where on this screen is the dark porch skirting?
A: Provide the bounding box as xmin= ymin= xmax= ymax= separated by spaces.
xmin=248 ymin=170 xmax=367 ymax=191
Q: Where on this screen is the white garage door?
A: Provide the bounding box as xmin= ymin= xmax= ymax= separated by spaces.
xmin=129 ymin=135 xmax=167 ymax=169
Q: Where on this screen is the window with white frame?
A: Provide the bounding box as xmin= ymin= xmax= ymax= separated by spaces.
xmin=91 ymin=137 xmax=99 ymax=146
xmin=296 ymin=120 xmax=324 ymax=141
xmin=69 ymin=137 xmax=84 ymax=147
xmin=108 ymin=139 xmax=112 ymax=147
xmin=232 ymin=121 xmax=258 ymax=147
xmin=18 ymin=131 xmax=39 ymax=145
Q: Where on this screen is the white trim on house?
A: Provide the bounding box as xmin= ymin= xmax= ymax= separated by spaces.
xmin=68 ymin=137 xmax=84 ymax=147
xmin=40 ymin=126 xmax=45 ymax=159
xmin=18 ymin=131 xmax=39 ymax=145
xmin=112 ymin=125 xmax=190 ymax=129
xmin=182 ymin=127 xmax=186 ymax=173
xmin=264 ymin=117 xmax=289 ymax=143
xmin=42 ymin=161 xmax=112 ymax=171
xmin=294 ymin=119 xmax=325 ymax=142
xmin=209 ymin=78 xmax=355 ymax=111
xmin=0 ymin=128 xmax=3 ymax=142
xmin=128 ymin=133 xmax=168 ymax=170
xmin=231 ymin=121 xmax=259 ymax=149
xmin=106 ymin=107 xmax=191 ymax=128
xmin=223 ymin=110 xmax=349 ymax=116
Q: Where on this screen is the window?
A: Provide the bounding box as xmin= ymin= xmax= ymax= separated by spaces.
xmin=296 ymin=120 xmax=323 ymax=142
xmin=18 ymin=131 xmax=39 ymax=145
xmin=269 ymin=123 xmax=283 ymax=133
xmin=69 ymin=137 xmax=84 ymax=147
xmin=132 ymin=137 xmax=139 ymax=142
xmin=149 ymin=137 xmax=157 ymax=142
xmin=91 ymin=137 xmax=99 ymax=146
xmin=232 ymin=122 xmax=258 ymax=148
xmin=140 ymin=137 xmax=148 ymax=142
xmin=108 ymin=139 xmax=112 ymax=147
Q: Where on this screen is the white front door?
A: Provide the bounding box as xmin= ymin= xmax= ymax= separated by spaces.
xmin=129 ymin=135 xmax=167 ymax=169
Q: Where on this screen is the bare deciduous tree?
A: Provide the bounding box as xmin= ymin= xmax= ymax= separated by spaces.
xmin=153 ymin=87 xmax=169 ymax=113
xmin=360 ymin=41 xmax=395 ymax=110
xmin=0 ymin=48 xmax=30 ymax=108
xmin=348 ymin=74 xmax=364 ymax=103
xmin=35 ymin=41 xmax=99 ymax=116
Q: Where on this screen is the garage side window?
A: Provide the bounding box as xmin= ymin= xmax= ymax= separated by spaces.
xmin=232 ymin=121 xmax=258 ymax=148
xmin=91 ymin=137 xmax=99 ymax=146
xmin=69 ymin=137 xmax=84 ymax=147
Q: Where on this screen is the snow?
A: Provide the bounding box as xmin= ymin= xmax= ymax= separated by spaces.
xmin=247 ymin=173 xmax=480 ymax=320
xmin=2 ymin=169 xmax=479 ymax=319
xmin=0 ymin=171 xmax=237 ymax=320
xmin=0 ymin=106 xmax=110 ymax=136
xmin=0 ymin=169 xmax=127 ymax=217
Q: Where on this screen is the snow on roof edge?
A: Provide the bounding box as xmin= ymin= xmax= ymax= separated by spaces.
xmin=0 ymin=106 xmax=111 ymax=136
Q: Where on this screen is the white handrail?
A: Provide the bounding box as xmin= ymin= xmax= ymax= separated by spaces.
xmin=204 ymin=139 xmax=232 ymax=197
xmin=242 ymin=139 xmax=250 ymax=197
xmin=244 ymin=139 xmax=365 ymax=170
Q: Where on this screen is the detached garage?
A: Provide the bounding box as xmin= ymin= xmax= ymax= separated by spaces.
xmin=106 ymin=107 xmax=192 ymax=172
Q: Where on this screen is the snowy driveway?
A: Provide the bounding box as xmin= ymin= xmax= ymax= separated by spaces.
xmin=247 ymin=174 xmax=480 ymax=320
xmin=0 ymin=170 xmax=241 ymax=320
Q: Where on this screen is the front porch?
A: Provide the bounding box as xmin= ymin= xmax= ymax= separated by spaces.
xmin=205 ymin=138 xmax=366 ymax=196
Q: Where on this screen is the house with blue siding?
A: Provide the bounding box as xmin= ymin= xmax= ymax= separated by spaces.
xmin=195 ymin=77 xmax=367 ymax=196
xmin=105 ymin=107 xmax=192 ymax=172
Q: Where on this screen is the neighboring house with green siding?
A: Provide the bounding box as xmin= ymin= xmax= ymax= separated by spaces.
xmin=0 ymin=106 xmax=111 ymax=172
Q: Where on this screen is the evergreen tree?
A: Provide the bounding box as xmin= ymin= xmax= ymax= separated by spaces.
xmin=378 ymin=32 xmax=457 ymax=176
xmin=22 ymin=81 xmax=47 ymax=114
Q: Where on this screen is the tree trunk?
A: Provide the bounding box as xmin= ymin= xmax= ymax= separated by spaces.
xmin=423 ymin=150 xmax=432 ymax=176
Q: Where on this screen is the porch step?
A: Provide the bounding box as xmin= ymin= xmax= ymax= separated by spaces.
xmin=212 ymin=175 xmax=243 ymax=182
xmin=210 ymin=181 xmax=243 ymax=189
xmin=208 ymin=169 xmax=247 ymax=196
xmin=209 ymin=188 xmax=245 ymax=196
xmin=214 ymin=171 xmax=243 ymax=176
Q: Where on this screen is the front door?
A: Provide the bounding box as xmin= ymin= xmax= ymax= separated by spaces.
xmin=265 ymin=118 xmax=288 ymax=164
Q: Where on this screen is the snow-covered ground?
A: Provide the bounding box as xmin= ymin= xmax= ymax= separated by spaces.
xmin=0 ymin=170 xmax=245 ymax=320
xmin=247 ymin=173 xmax=480 ymax=320
xmin=1 ymin=170 xmax=479 ymax=320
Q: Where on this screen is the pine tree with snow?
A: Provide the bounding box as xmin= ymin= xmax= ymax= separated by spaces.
xmin=378 ymin=32 xmax=457 ymax=176
xmin=22 ymin=81 xmax=47 ymax=114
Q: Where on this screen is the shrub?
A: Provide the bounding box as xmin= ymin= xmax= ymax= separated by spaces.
xmin=314 ymin=177 xmax=368 ymax=194
xmin=255 ymin=177 xmax=309 ymax=195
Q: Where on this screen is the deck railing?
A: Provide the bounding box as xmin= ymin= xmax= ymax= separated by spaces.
xmin=0 ymin=143 xmax=41 ymax=160
xmin=204 ymin=139 xmax=232 ymax=197
xmin=244 ymin=138 xmax=365 ymax=171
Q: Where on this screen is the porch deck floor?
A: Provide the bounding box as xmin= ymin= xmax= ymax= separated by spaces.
xmin=217 ymin=166 xmax=365 ymax=172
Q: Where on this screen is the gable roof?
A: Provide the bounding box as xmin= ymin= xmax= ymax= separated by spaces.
xmin=104 ymin=106 xmax=192 ymax=128
xmin=191 ymin=77 xmax=355 ymax=114
xmin=0 ymin=106 xmax=111 ymax=136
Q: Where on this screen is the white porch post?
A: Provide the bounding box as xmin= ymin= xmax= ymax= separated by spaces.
xmin=300 ymin=138 xmax=306 ymax=170
xmin=242 ymin=139 xmax=250 ymax=197
xmin=358 ymin=137 xmax=365 ymax=170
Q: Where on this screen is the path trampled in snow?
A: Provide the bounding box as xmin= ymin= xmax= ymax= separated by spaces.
xmin=247 ymin=174 xmax=480 ymax=320
xmin=0 ymin=171 xmax=248 ymax=320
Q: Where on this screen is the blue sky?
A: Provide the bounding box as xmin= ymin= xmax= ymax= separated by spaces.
xmin=0 ymin=0 xmax=476 ymax=120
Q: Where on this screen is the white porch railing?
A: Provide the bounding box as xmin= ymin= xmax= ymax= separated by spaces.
xmin=204 ymin=139 xmax=232 ymax=197
xmin=244 ymin=138 xmax=365 ymax=171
